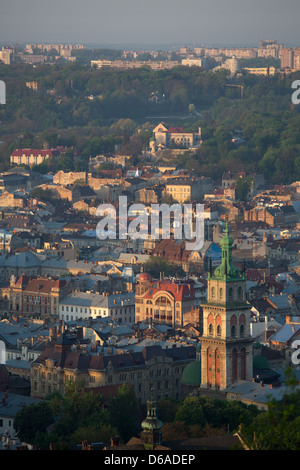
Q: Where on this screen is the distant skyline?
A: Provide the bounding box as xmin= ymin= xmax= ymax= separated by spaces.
xmin=0 ymin=0 xmax=299 ymax=48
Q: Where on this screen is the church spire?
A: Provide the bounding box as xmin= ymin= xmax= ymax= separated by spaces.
xmin=140 ymin=384 xmax=162 ymax=449
xmin=211 ymin=220 xmax=240 ymax=281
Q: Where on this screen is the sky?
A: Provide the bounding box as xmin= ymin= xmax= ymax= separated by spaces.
xmin=0 ymin=0 xmax=299 ymax=48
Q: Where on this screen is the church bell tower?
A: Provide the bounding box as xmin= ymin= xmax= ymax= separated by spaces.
xmin=200 ymin=222 xmax=253 ymax=390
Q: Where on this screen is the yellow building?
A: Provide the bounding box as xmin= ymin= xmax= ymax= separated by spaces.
xmin=243 ymin=67 xmax=276 ymax=76
xmin=31 ymin=332 xmax=196 ymax=404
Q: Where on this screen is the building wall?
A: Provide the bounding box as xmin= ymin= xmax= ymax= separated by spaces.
xmin=201 ymin=276 xmax=253 ymax=390
xmin=31 ymin=346 xmax=194 ymax=403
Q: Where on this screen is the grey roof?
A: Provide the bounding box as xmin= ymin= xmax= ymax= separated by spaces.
xmin=0 ymin=392 xmax=41 ymax=418
xmin=268 ymin=323 xmax=300 ymax=343
xmin=5 ymin=359 xmax=31 ymax=370
xmin=268 ymin=294 xmax=291 ymax=310
xmin=60 ymin=291 xmax=135 ymax=309
xmin=0 ymin=319 xmax=49 ymax=347
xmin=225 ymin=380 xmax=300 ymax=405
xmin=0 ymin=252 xmax=41 ymax=268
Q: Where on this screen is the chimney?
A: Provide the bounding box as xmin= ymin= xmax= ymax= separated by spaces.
xmin=110 ymin=436 xmax=120 ymax=447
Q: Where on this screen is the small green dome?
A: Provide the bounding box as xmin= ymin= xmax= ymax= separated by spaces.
xmin=253 ymin=355 xmax=270 ymax=370
xmin=181 ymin=360 xmax=201 ymax=386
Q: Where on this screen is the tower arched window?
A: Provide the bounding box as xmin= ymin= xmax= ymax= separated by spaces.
xmin=211 ymin=287 xmax=215 ymax=299
xmin=238 ymin=286 xmax=243 ymax=299
xmin=220 ymin=288 xmax=223 ymax=300
xmin=217 ymin=325 xmax=221 ymax=337
xmin=240 ymin=324 xmax=245 ymax=337
xmin=208 ymin=323 xmax=214 ymax=335
xmin=231 ymin=325 xmax=236 ymax=337
xmin=228 ymin=287 xmax=233 ymax=300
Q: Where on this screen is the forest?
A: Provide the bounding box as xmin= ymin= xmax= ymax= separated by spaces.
xmin=0 ymin=59 xmax=299 ymax=185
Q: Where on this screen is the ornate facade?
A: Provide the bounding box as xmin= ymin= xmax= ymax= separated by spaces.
xmin=135 ymin=273 xmax=200 ymax=328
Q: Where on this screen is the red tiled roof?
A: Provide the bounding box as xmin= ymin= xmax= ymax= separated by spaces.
xmin=22 ymin=277 xmax=67 ymax=294
xmin=167 ymin=127 xmax=183 ymax=133
xmin=142 ymin=279 xmax=195 ymax=301
xmin=11 ymin=148 xmax=60 ymax=157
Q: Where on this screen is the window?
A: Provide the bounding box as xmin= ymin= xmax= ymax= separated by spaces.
xmin=209 ymin=323 xmax=214 ymax=335
xmin=231 ymin=325 xmax=236 ymax=337
xmin=217 ymin=325 xmax=221 ymax=336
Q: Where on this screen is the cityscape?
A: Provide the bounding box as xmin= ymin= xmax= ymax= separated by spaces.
xmin=0 ymin=0 xmax=300 ymax=457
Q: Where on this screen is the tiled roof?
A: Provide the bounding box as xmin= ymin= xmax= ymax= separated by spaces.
xmin=33 ymin=344 xmax=196 ymax=371
xmin=142 ymin=279 xmax=195 ymax=302
xmin=268 ymin=323 xmax=300 ymax=344
xmin=11 ymin=148 xmax=60 ymax=157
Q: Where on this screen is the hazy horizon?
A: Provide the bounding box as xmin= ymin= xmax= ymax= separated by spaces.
xmin=0 ymin=0 xmax=299 ymax=48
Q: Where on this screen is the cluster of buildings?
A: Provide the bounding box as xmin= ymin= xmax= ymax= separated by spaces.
xmin=1 ymin=108 xmax=300 ymax=448
xmin=90 ymin=40 xmax=300 ymax=76
xmin=1 ymin=40 xmax=299 ymax=81
xmin=0 ymin=43 xmax=84 ymax=65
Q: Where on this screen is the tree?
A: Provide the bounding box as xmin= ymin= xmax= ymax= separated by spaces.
xmin=13 ymin=401 xmax=54 ymax=444
xmin=109 ymin=383 xmax=138 ymax=443
xmin=30 ymin=187 xmax=53 ymax=201
xmin=241 ymin=369 xmax=300 ymax=450
xmin=234 ymin=177 xmax=251 ymax=202
xmin=157 ymin=398 xmax=179 ymax=423
xmin=143 ymin=257 xmax=185 ymax=279
xmin=174 ymin=396 xmax=205 ymax=427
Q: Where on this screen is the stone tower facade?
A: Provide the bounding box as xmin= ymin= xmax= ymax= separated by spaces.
xmin=200 ymin=222 xmax=253 ymax=390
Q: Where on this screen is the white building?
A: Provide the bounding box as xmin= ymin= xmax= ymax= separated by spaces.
xmin=59 ymin=291 xmax=135 ymax=323
xmin=0 ymin=392 xmax=41 ymax=443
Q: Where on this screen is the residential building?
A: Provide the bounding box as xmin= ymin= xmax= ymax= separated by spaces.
xmin=30 ymin=333 xmax=196 ymax=403
xmin=6 ymin=274 xmax=70 ymax=319
xmin=281 ymin=48 xmax=294 ymax=69
xmin=10 ymin=148 xmax=60 ymax=167
xmin=53 ymin=171 xmax=87 ymax=186
xmin=0 ymin=48 xmax=11 ymax=65
xmin=243 ymin=67 xmax=276 ymax=76
xmin=59 ymin=291 xmax=135 ymax=323
xmin=165 ymin=177 xmax=212 ymax=203
xmin=152 ymin=123 xmax=202 ymax=150
xmin=0 ymin=392 xmax=41 ymax=442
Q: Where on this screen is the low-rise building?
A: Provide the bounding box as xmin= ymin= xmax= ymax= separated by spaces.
xmin=0 ymin=391 xmax=41 ymax=442
xmin=10 ymin=148 xmax=60 ymax=167
xmin=152 ymin=123 xmax=202 ymax=150
xmin=135 ymin=273 xmax=201 ymax=328
xmin=59 ymin=291 xmax=135 ymax=323
xmin=165 ymin=177 xmax=212 ymax=204
xmin=6 ymin=274 xmax=70 ymax=320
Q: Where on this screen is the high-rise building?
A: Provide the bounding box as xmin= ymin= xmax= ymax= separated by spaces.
xmin=200 ymin=222 xmax=253 ymax=391
xmin=293 ymin=49 xmax=300 ymax=70
xmin=0 ymin=48 xmax=11 ymax=65
xmin=280 ymin=48 xmax=294 ymax=69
